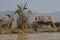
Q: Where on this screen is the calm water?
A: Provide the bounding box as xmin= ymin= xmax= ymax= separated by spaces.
xmin=0 ymin=33 xmax=60 ymax=40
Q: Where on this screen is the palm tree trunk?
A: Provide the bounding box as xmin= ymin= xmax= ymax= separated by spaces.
xmin=8 ymin=19 xmax=13 ymax=28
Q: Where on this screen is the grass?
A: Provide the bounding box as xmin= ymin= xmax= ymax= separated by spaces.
xmin=0 ymin=26 xmax=60 ymax=34
xmin=0 ymin=28 xmax=12 ymax=34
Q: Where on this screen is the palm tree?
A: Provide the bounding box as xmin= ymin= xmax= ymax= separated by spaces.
xmin=0 ymin=17 xmax=6 ymax=28
xmin=15 ymin=3 xmax=32 ymax=29
xmin=6 ymin=13 xmax=14 ymax=28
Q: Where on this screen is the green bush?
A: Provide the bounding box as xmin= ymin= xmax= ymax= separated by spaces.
xmin=54 ymin=22 xmax=60 ymax=27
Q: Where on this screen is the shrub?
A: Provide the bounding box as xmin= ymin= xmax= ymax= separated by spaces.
xmin=54 ymin=22 xmax=60 ymax=27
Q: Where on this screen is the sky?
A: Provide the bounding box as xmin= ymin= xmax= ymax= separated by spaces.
xmin=0 ymin=0 xmax=60 ymax=13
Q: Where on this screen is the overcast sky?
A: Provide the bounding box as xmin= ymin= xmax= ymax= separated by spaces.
xmin=0 ymin=0 xmax=60 ymax=13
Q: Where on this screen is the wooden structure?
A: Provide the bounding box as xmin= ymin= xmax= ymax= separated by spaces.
xmin=35 ymin=16 xmax=53 ymax=27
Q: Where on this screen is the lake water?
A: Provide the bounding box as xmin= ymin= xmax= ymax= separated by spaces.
xmin=0 ymin=34 xmax=17 ymax=40
xmin=0 ymin=33 xmax=60 ymax=40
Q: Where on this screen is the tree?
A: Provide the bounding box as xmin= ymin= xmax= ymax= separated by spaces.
xmin=0 ymin=17 xmax=5 ymax=28
xmin=6 ymin=13 xmax=14 ymax=28
xmin=14 ymin=3 xmax=32 ymax=29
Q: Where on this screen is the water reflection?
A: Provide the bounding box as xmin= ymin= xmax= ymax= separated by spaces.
xmin=0 ymin=33 xmax=60 ymax=40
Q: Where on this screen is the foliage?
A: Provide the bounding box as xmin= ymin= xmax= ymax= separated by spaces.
xmin=54 ymin=22 xmax=60 ymax=27
xmin=14 ymin=2 xmax=32 ymax=29
xmin=0 ymin=17 xmax=6 ymax=28
xmin=1 ymin=2 xmax=60 ymax=34
xmin=6 ymin=13 xmax=14 ymax=28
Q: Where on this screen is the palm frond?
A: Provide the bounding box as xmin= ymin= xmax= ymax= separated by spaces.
xmin=17 ymin=5 xmax=22 ymax=10
xmin=14 ymin=11 xmax=18 ymax=14
xmin=23 ymin=2 xmax=28 ymax=10
xmin=24 ymin=2 xmax=27 ymax=8
xmin=23 ymin=8 xmax=28 ymax=10
xmin=6 ymin=14 xmax=11 ymax=18
xmin=0 ymin=17 xmax=5 ymax=23
xmin=14 ymin=9 xmax=20 ymax=14
xmin=28 ymin=10 xmax=32 ymax=15
xmin=0 ymin=17 xmax=6 ymax=19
